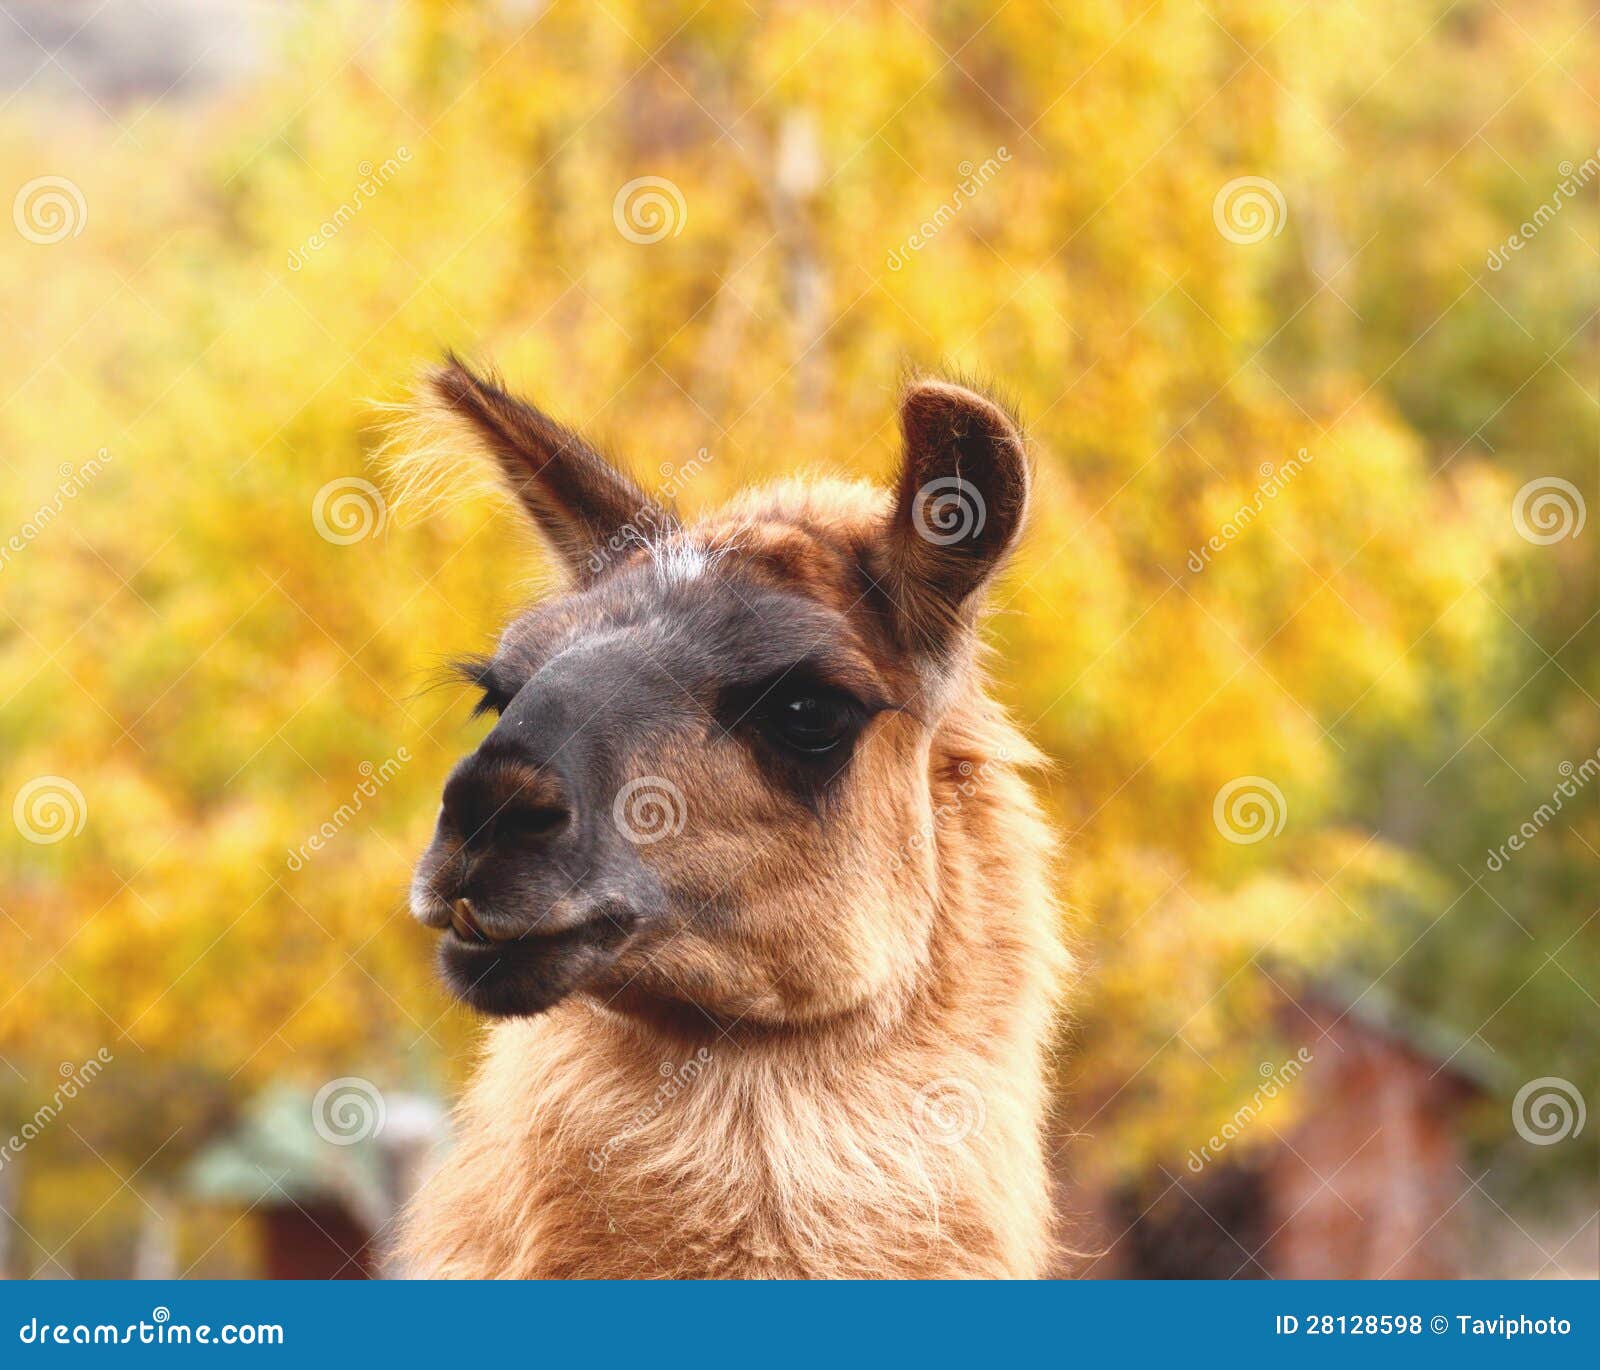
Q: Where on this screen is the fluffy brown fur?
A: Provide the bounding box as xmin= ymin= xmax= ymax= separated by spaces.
xmin=394 ymin=363 xmax=1068 ymax=1279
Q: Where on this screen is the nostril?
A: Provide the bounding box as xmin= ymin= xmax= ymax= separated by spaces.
xmin=440 ymin=767 xmax=572 ymax=849
xmin=441 ymin=749 xmax=572 ymax=851
xmin=438 ymin=773 xmax=481 ymax=844
xmin=492 ymin=804 xmax=570 ymax=846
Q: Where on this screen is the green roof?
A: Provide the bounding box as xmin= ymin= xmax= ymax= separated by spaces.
xmin=184 ymin=1082 xmax=397 ymax=1231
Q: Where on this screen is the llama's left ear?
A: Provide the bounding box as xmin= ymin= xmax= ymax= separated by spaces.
xmin=878 ymin=379 xmax=1030 ymax=654
xmin=414 ymin=355 xmax=673 ymax=583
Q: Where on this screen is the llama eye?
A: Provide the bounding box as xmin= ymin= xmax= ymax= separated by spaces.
xmin=471 ymin=687 xmax=513 ymax=718
xmin=450 ymin=655 xmax=517 ymax=719
xmin=762 ymin=688 xmax=856 ymax=754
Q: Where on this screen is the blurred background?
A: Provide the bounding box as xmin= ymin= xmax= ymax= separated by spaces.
xmin=0 ymin=0 xmax=1594 ymax=1279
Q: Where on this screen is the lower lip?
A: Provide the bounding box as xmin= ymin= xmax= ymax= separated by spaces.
xmin=443 ymin=926 xmax=509 ymax=950
xmin=439 ymin=914 xmax=634 ymax=954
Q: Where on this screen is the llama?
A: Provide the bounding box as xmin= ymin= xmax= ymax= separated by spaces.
xmin=395 ymin=357 xmax=1067 ymax=1278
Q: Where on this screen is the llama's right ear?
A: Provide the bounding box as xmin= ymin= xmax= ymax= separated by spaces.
xmin=878 ymin=379 xmax=1030 ymax=655
xmin=415 ymin=356 xmax=673 ymax=582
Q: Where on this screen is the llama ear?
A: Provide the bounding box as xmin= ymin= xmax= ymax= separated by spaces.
xmin=879 ymin=379 xmax=1030 ymax=653
xmin=420 ymin=355 xmax=673 ymax=581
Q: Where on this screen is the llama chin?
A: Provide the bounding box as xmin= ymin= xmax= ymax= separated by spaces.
xmin=392 ymin=357 xmax=1067 ymax=1278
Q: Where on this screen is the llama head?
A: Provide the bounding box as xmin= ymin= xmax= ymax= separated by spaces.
xmin=405 ymin=357 xmax=1029 ymax=1028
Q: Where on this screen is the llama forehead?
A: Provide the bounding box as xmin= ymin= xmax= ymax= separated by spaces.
xmin=485 ymin=495 xmax=940 ymax=714
xmin=646 ymin=537 xmax=718 ymax=586
xmin=493 ymin=549 xmax=894 ymax=706
xmin=597 ymin=511 xmax=868 ymax=630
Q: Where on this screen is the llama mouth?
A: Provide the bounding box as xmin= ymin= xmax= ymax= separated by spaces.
xmin=438 ymin=894 xmax=605 ymax=948
xmin=435 ymin=909 xmax=637 ymax=1017
xmin=449 ymin=897 xmax=494 ymax=943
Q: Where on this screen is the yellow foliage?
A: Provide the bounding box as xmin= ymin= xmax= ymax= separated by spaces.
xmin=3 ymin=0 xmax=1584 ymax=1268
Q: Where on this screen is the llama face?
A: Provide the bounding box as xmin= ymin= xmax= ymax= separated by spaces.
xmin=405 ymin=360 xmax=1028 ymax=1026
